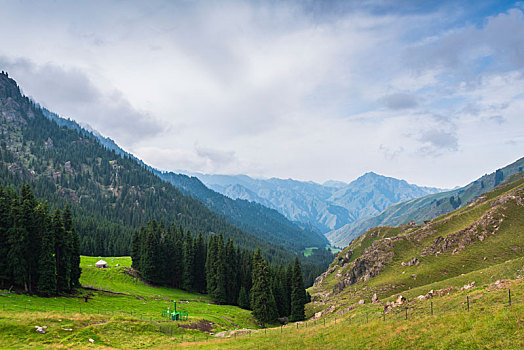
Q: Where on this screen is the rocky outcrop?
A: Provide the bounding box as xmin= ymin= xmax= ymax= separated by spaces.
xmin=421 ymin=189 xmax=524 ymax=257
xmin=401 ymin=257 xmax=420 ymax=266
xmin=333 ymin=237 xmax=399 ymax=293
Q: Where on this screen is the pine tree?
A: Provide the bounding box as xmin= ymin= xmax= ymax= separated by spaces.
xmin=0 ymin=187 xmax=10 ymax=288
xmin=7 ymin=197 xmax=29 ymax=291
xmin=20 ymin=184 xmax=39 ymax=292
xmin=237 ymin=286 xmax=250 ymax=310
xmin=284 ymin=263 xmax=293 ymax=316
xmin=53 ymin=209 xmax=70 ymax=293
xmin=251 ymin=248 xmax=277 ymax=324
xmin=182 ymin=231 xmax=194 ymax=290
xmin=290 ymin=256 xmax=306 ymax=322
xmin=192 ymin=232 xmax=207 ymax=293
xmin=211 ymin=234 xmax=227 ymax=303
xmin=225 ymin=238 xmax=238 ymax=304
xmin=36 ymin=203 xmax=56 ymax=295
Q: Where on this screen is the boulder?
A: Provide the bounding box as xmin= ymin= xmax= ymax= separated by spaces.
xmin=395 ymin=295 xmax=406 ymax=305
xmin=371 ymin=293 xmax=379 ymax=303
xmin=34 ymin=326 xmax=47 ymax=334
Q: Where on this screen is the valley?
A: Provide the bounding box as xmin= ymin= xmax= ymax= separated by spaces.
xmin=1 ymin=2 xmax=524 ymax=347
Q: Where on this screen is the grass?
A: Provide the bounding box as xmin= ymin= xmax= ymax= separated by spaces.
xmin=1 ymin=257 xmax=523 ymax=349
xmin=0 ymin=256 xmax=258 ymax=349
xmin=313 ymin=177 xmax=524 ymax=305
xmin=177 ymin=277 xmax=524 ymax=349
xmin=302 ymin=245 xmax=341 ymax=257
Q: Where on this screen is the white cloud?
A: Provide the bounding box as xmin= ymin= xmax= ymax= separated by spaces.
xmin=0 ymin=1 xmax=522 ymax=188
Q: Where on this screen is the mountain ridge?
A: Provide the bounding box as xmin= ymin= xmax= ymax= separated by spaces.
xmin=326 ymin=156 xmax=524 ymax=247
xmin=190 ymin=171 xmax=444 ymax=235
xmin=0 ymin=71 xmax=311 ymax=264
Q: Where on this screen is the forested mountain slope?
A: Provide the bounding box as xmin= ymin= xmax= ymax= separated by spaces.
xmin=0 ymin=71 xmax=294 ymax=263
xmin=38 ymin=99 xmax=327 ymax=253
xmin=158 ymin=172 xmax=328 ymax=252
xmin=326 ymin=157 xmax=524 ymax=247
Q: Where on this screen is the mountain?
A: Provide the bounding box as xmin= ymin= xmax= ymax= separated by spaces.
xmin=156 ymin=171 xmax=328 ymax=252
xmin=0 ymin=71 xmax=300 ymax=263
xmin=191 ymin=172 xmax=443 ymax=234
xmin=311 ymin=170 xmax=524 ymax=308
xmin=326 ymin=157 xmax=524 ymax=247
xmin=39 ymin=100 xmax=328 ymax=253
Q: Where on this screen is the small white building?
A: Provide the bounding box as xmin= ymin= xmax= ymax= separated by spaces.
xmin=95 ymin=260 xmax=108 ymax=268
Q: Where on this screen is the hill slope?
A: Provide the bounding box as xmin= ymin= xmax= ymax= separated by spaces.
xmin=0 ymin=71 xmax=293 ymax=262
xmin=193 ymin=172 xmax=442 ymax=234
xmin=312 ymin=171 xmax=524 ymax=306
xmin=326 ymin=157 xmax=524 ymax=247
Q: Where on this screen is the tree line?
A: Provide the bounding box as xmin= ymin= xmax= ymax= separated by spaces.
xmin=131 ymin=221 xmax=308 ymax=325
xmin=0 ymin=184 xmax=81 ymax=295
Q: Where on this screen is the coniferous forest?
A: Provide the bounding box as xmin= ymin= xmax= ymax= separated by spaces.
xmin=0 ymin=71 xmax=333 ymax=287
xmin=0 ymin=184 xmax=81 ymax=295
xmin=131 ymin=221 xmax=307 ymax=324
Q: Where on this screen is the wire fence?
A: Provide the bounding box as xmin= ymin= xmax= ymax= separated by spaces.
xmin=0 ymin=287 xmax=519 ymax=343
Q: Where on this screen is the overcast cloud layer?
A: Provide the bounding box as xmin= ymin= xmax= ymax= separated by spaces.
xmin=0 ymin=0 xmax=523 ymax=188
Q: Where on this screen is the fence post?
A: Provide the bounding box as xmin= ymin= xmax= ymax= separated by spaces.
xmin=509 ymin=289 xmax=511 ymax=306
xmin=383 ymin=310 xmax=385 ymax=322
xmin=431 ymin=301 xmax=433 ymax=315
xmin=467 ymin=296 xmax=469 ymax=312
xmin=405 ymin=307 xmax=408 ymax=320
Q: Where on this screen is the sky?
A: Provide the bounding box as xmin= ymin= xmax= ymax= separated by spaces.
xmin=0 ymin=0 xmax=523 ymax=188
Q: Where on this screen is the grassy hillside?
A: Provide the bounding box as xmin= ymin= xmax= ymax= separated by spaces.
xmin=0 ymin=256 xmax=259 ymax=349
xmin=327 ymin=157 xmax=524 ymax=247
xmin=1 ymin=262 xmax=522 ymax=349
xmin=312 ymin=172 xmax=524 ymax=307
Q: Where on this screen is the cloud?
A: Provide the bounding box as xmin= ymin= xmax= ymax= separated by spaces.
xmin=0 ymin=1 xmax=523 ymax=188
xmin=0 ymin=56 xmax=163 ymax=146
xmin=379 ymin=93 xmax=419 ymax=110
xmin=195 ymin=145 xmax=237 ymax=167
xmin=486 ymin=115 xmax=506 ymax=124
xmin=418 ymin=128 xmax=458 ymax=155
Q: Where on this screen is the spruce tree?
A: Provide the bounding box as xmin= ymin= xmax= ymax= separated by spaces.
xmin=182 ymin=231 xmax=194 ymax=290
xmin=284 ymin=263 xmax=293 ymax=316
xmin=192 ymin=232 xmax=207 ymax=293
xmin=36 ymin=204 xmax=56 ymax=295
xmin=225 ymin=238 xmax=238 ymax=304
xmin=237 ymin=286 xmax=250 ymax=309
xmin=290 ymin=257 xmax=306 ymax=322
xmin=53 ymin=209 xmax=70 ymax=293
xmin=7 ymin=197 xmax=29 ymax=291
xmin=0 ymin=187 xmax=10 ymax=288
xmin=251 ymin=248 xmax=277 ymax=324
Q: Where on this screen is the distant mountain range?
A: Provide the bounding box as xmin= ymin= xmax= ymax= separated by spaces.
xmin=188 ymin=172 xmax=444 ymax=236
xmin=325 ymin=157 xmax=524 ymax=247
